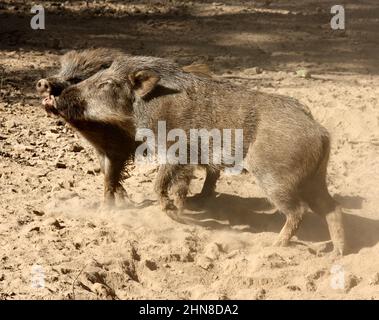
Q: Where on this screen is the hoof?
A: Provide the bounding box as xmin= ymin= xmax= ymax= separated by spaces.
xmin=165 ymin=209 xmax=187 ymax=224
xmin=330 ymin=245 xmax=345 ymax=258
xmin=159 ymin=196 xmax=173 ymax=211
xmin=273 ymin=238 xmax=290 ymax=247
xmin=97 ymin=204 xmax=111 ymax=214
xmin=97 ymin=200 xmax=116 ymax=213
xmin=195 ymin=190 xmax=216 ymax=199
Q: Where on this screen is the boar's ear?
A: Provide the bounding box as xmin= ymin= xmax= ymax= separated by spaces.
xmin=129 ymin=70 xmax=160 ymax=98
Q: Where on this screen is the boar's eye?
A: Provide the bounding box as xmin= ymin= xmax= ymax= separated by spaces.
xmin=97 ymin=79 xmax=114 ymax=89
xmin=100 ymin=63 xmax=112 ymax=69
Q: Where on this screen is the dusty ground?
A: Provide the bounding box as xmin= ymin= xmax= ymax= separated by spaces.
xmin=0 ymin=0 xmax=378 ymax=300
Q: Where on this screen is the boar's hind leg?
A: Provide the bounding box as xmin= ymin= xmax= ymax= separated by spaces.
xmin=155 ymin=165 xmax=175 ymax=211
xmin=154 ymin=164 xmax=193 ymax=215
xmin=252 ymin=168 xmax=306 ymax=246
xmin=301 ymin=139 xmax=346 ymax=255
xmin=170 ymin=171 xmax=192 ymax=214
xmin=270 ymin=192 xmax=307 ymax=247
xmin=301 ymin=177 xmax=346 ymax=256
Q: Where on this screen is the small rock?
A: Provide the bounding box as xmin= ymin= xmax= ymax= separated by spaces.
xmin=245 ymin=67 xmax=263 ymax=75
xmin=13 ymin=144 xmax=34 ymax=152
xmin=369 ymin=273 xmax=379 ymax=286
xmin=32 ymin=209 xmax=45 ymax=216
xmin=264 ymin=253 xmax=288 ymax=269
xmin=55 ymin=162 xmax=67 ymax=169
xmin=70 ymin=144 xmax=84 ymax=152
xmin=25 ymin=205 xmax=45 ymax=216
xmin=60 ymin=268 xmax=71 ymax=274
xmin=306 ymin=269 xmax=326 ymax=281
xmin=50 ymin=128 xmax=59 ymax=134
xmin=344 ymin=273 xmax=361 ymax=292
xmin=255 ymin=288 xmax=266 ymax=300
xmin=196 ymin=256 xmax=213 ymax=270
xmin=370 ymin=138 xmax=379 ymax=146
xmin=91 ymin=283 xmax=115 ymax=300
xmin=287 ymin=285 xmax=301 ymax=291
xmin=4 ymin=120 xmax=17 ymax=129
xmin=45 ymin=132 xmax=60 ymax=140
xmin=204 ymin=243 xmax=221 ymax=261
xmin=43 ymin=217 xmax=62 ymax=229
xmin=306 ymin=280 xmax=316 ymax=292
xmin=296 ymin=69 xmax=312 ymax=79
xmin=73 ymin=240 xmax=81 ymax=249
xmin=145 ymin=260 xmax=158 ymax=271
xmin=26 ymin=225 xmax=40 ymax=233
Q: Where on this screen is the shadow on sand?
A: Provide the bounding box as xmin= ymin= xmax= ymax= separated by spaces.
xmin=182 ymin=193 xmax=378 ymax=254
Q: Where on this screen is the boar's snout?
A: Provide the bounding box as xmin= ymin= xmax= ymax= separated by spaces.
xmin=36 ymin=78 xmax=51 ymax=96
xmin=36 ymin=77 xmax=69 ymax=97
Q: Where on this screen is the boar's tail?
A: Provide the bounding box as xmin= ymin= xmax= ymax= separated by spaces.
xmin=300 ymin=131 xmax=332 ymax=201
xmin=307 ymin=131 xmax=331 ymax=185
xmin=317 ymin=131 xmax=331 ymax=179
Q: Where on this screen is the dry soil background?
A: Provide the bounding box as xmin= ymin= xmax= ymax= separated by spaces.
xmin=0 ymin=0 xmax=378 ymax=299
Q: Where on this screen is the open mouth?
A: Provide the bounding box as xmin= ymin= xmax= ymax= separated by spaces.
xmin=42 ymin=95 xmax=59 ymax=115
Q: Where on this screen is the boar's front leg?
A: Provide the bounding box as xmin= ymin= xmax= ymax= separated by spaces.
xmin=97 ymin=151 xmax=127 ymax=208
xmin=199 ymin=166 xmax=220 ymax=197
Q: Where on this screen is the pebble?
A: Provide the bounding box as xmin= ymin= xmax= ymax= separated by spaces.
xmin=204 ymin=243 xmax=221 ymax=261
xmin=32 ymin=209 xmax=45 ymax=216
xmin=145 ymin=260 xmax=158 ymax=271
xmin=92 ymin=283 xmax=115 ymax=300
xmin=296 ymin=69 xmax=312 ymax=79
xmin=245 ymin=67 xmax=263 ymax=75
xmin=369 ymin=273 xmax=379 ymax=286
xmin=55 ymin=162 xmax=67 ymax=169
xmin=60 ymin=268 xmax=71 ymax=274
xmin=196 ymin=256 xmax=213 ymax=270
xmin=344 ymin=273 xmax=361 ymax=292
xmin=70 ymin=144 xmax=84 ymax=152
xmin=43 ymin=217 xmax=62 ymax=229
xmin=26 ymin=224 xmax=40 ymax=233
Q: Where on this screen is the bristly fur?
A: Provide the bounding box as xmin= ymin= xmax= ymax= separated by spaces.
xmin=55 ymin=87 xmax=87 ymax=120
xmin=58 ymin=48 xmax=125 ymax=82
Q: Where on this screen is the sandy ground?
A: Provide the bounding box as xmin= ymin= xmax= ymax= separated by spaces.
xmin=0 ymin=0 xmax=378 ymax=300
